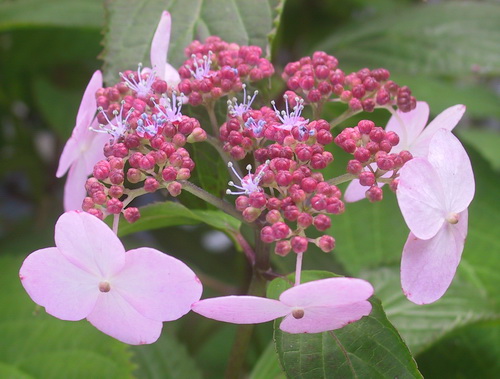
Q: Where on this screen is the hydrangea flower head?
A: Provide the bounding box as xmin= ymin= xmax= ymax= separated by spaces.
xmin=271 ymin=94 xmax=309 ymax=131
xmin=397 ymin=129 xmax=474 ymax=304
xmin=56 ymin=71 xmax=110 ymax=211
xmin=192 ymin=277 xmax=373 ymax=333
xmin=19 ymin=211 xmax=203 ymax=344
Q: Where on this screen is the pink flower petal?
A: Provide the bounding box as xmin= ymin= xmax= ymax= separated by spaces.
xmin=279 ymin=278 xmax=374 ymax=308
xmin=86 ymin=291 xmax=163 ymax=345
xmin=344 ymin=179 xmax=367 ymax=203
xmin=279 ymin=301 xmax=372 ymax=334
xmin=54 ymin=212 xmax=125 ymax=277
xmin=192 ymin=296 xmax=290 ymax=324
xmin=112 ymin=247 xmax=202 ymax=322
xmin=427 ymin=129 xmax=475 ymax=213
xmin=413 ymin=104 xmax=465 ymax=157
xmin=19 ymin=247 xmax=99 ymax=321
xmin=56 ymin=71 xmax=102 ymax=177
xmin=150 ymin=11 xmax=180 ymax=85
xmin=63 ymin=159 xmax=88 ymax=211
xmin=397 ymin=157 xmax=447 ymax=239
xmin=401 ymin=209 xmax=468 ymax=305
xmin=386 ymin=101 xmax=429 ymax=152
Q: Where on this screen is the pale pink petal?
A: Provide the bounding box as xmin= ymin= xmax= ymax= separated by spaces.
xmin=55 ymin=212 xmax=125 ymax=277
xmin=192 ymin=296 xmax=290 ymax=324
xmin=87 ymin=291 xmax=163 ymax=345
xmin=81 ymin=131 xmax=109 ymax=174
xmin=163 ymin=63 xmax=181 ymax=86
xmin=397 ymin=157 xmax=447 ymax=239
xmin=413 ymin=104 xmax=465 ymax=157
xmin=150 ymin=11 xmax=172 ymax=82
xmin=63 ymin=159 xmax=89 ymax=211
xmin=427 ymin=129 xmax=475 ymax=213
xmin=56 ymin=71 xmax=102 ymax=177
xmin=19 ymin=247 xmax=99 ymax=321
xmin=279 ymin=301 xmax=372 ymax=334
xmin=401 ymin=209 xmax=468 ymax=305
xmin=386 ymin=101 xmax=429 ymax=152
xmin=279 ymin=278 xmax=374 ymax=308
xmin=344 ymin=179 xmax=367 ymax=203
xmin=112 ymin=248 xmax=202 ymax=321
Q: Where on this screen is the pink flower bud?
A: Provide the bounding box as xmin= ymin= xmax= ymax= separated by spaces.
xmin=260 ymin=226 xmax=275 ymax=243
xmin=93 ymin=160 xmax=110 ymax=180
xmin=108 ymin=185 xmax=124 ymax=198
xmin=359 ymin=171 xmax=375 ymax=187
xmin=313 ymin=214 xmax=331 ymax=231
xmin=297 ymin=212 xmax=313 ymax=228
xmin=167 ymin=181 xmax=182 ymax=197
xmin=144 ymin=177 xmax=159 ymax=192
xmin=266 ymin=209 xmax=281 ymax=224
xmin=275 ymin=240 xmax=291 ymax=257
xmin=235 ymin=196 xmax=249 ymax=211
xmin=317 ymin=235 xmax=335 ymax=253
xmin=366 ymin=185 xmax=383 ymax=202
xmin=82 ymin=197 xmax=94 ymax=212
xmin=291 ymin=236 xmax=308 ymax=254
xmin=242 ymin=206 xmax=261 ymax=222
xmin=272 ymin=222 xmax=291 ymax=240
xmin=107 ymin=198 xmax=123 ymax=214
xmin=127 ymin=168 xmax=143 ymax=183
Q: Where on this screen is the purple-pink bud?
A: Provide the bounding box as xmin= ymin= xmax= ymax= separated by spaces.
xmin=366 ymin=185 xmax=383 ymax=202
xmin=107 ymin=198 xmax=123 ymax=214
xmin=123 ymin=207 xmax=141 ymax=223
xmin=275 ymin=240 xmax=292 ymax=257
xmin=108 ymin=185 xmax=124 ymax=198
xmin=167 ymin=181 xmax=182 ymax=197
xmin=260 ymin=226 xmax=275 ymax=243
xmin=291 ymin=236 xmax=308 ymax=254
xmin=93 ymin=160 xmax=110 ymax=180
xmin=297 ymin=212 xmax=313 ymax=228
xmin=272 ymin=222 xmax=291 ymax=240
xmin=317 ymin=235 xmax=335 ymax=253
xmin=242 ymin=206 xmax=261 ymax=222
xmin=359 ymin=171 xmax=376 ymax=187
xmin=235 ymin=196 xmax=250 ymax=211
xmin=313 ymin=214 xmax=331 ymax=231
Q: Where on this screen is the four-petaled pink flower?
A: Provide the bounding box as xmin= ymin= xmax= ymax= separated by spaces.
xmin=19 ymin=211 xmax=203 ymax=345
xmin=344 ymin=101 xmax=466 ymax=202
xmin=396 ymin=129 xmax=475 ymax=304
xmin=192 ymin=278 xmax=373 ymax=333
xmin=56 ymin=71 xmax=110 ymax=211
xmin=149 ymin=11 xmax=181 ymax=86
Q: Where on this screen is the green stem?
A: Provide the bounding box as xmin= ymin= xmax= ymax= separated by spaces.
xmin=326 ymin=173 xmax=357 ymax=186
xmin=205 ymin=135 xmax=243 ymax=182
xmin=179 ymin=180 xmax=245 ymax=223
xmin=224 ymin=228 xmax=270 ymax=379
xmin=205 ymin=101 xmax=220 ymax=136
xmin=329 ymin=108 xmax=360 ymax=129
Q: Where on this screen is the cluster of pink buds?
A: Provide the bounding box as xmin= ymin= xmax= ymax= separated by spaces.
xmin=220 ymin=93 xmax=334 ymax=160
xmin=228 ymin=140 xmax=340 ymax=255
xmin=282 ymin=51 xmax=416 ymax=112
xmin=335 ymin=120 xmax=413 ymax=201
xmin=178 ymin=36 xmax=274 ymax=106
xmin=83 ymin=66 xmax=207 ymax=221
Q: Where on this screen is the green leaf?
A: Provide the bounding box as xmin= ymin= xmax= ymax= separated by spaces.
xmin=317 ymin=2 xmax=500 ymax=76
xmin=118 ymin=201 xmax=241 ymax=236
xmin=0 ymin=362 xmax=33 ymax=379
xmin=268 ymin=271 xmax=422 ymax=379
xmin=131 ymin=332 xmax=203 ymax=379
xmin=102 ymin=0 xmax=281 ymax=84
xmin=362 ymin=267 xmax=499 ymax=356
xmin=416 ymin=320 xmax=500 ymax=378
xmin=249 ymin=341 xmax=286 ymax=379
xmin=0 ymin=255 xmax=135 ymax=379
xmin=458 ymin=129 xmax=500 ymax=171
xmin=0 ymin=0 xmax=104 ymax=31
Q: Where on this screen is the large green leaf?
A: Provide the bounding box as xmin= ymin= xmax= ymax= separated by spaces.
xmin=268 ymin=271 xmax=422 ymax=379
xmin=458 ymin=129 xmax=500 ymax=171
xmin=249 ymin=341 xmax=285 ymax=379
xmin=0 ymin=255 xmax=135 ymax=378
xmin=118 ymin=201 xmax=241 ymax=236
xmin=102 ymin=0 xmax=282 ymax=84
xmin=416 ymin=320 xmax=500 ymax=378
xmin=317 ymin=1 xmax=500 ymax=76
xmin=363 ymin=267 xmax=499 ymax=356
xmin=131 ymin=332 xmax=203 ymax=379
xmin=0 ymin=0 xmax=103 ymax=31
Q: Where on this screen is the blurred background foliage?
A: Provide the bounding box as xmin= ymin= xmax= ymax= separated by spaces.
xmin=0 ymin=0 xmax=499 ymax=378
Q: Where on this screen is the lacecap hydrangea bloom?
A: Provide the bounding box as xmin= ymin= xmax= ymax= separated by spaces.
xmin=19 ymin=211 xmax=202 ymax=344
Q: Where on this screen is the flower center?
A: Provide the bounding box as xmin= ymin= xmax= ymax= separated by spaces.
xmin=446 ymin=212 xmax=460 ymax=224
xmin=292 ymin=308 xmax=305 ymax=319
xmin=98 ymin=281 xmax=111 ymax=293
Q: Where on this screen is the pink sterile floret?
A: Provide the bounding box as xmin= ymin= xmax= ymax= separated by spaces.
xmin=344 ymin=101 xmax=466 ymax=203
xmin=56 ymin=71 xmax=110 ymax=211
xmin=19 ymin=211 xmax=202 ymax=345
xmin=149 ymin=11 xmax=181 ymax=86
xmin=192 ymin=277 xmax=373 ymax=334
xmin=396 ymin=129 xmax=475 ymax=305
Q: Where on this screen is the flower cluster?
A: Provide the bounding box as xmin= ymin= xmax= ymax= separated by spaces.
xmin=178 ymin=36 xmax=274 ymax=106
xmin=282 ymin=51 xmax=416 ymax=112
xmin=83 ymin=81 xmax=206 ymax=221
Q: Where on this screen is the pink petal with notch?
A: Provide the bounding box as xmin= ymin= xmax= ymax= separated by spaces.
xmin=386 ymin=101 xmax=429 ymax=152
xmin=113 ymin=247 xmax=202 ymax=322
xmin=20 ymin=247 xmax=99 ymax=321
xmin=54 ymin=211 xmax=125 ymax=277
xmin=279 ymin=278 xmax=374 ymax=308
xmin=397 ymin=157 xmax=446 ymax=239
xmin=87 ymin=291 xmax=163 ymax=345
xmin=279 ymin=301 xmax=372 ymax=334
xmin=427 ymin=129 xmax=475 ymax=213
xmin=401 ymin=209 xmax=468 ymax=305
